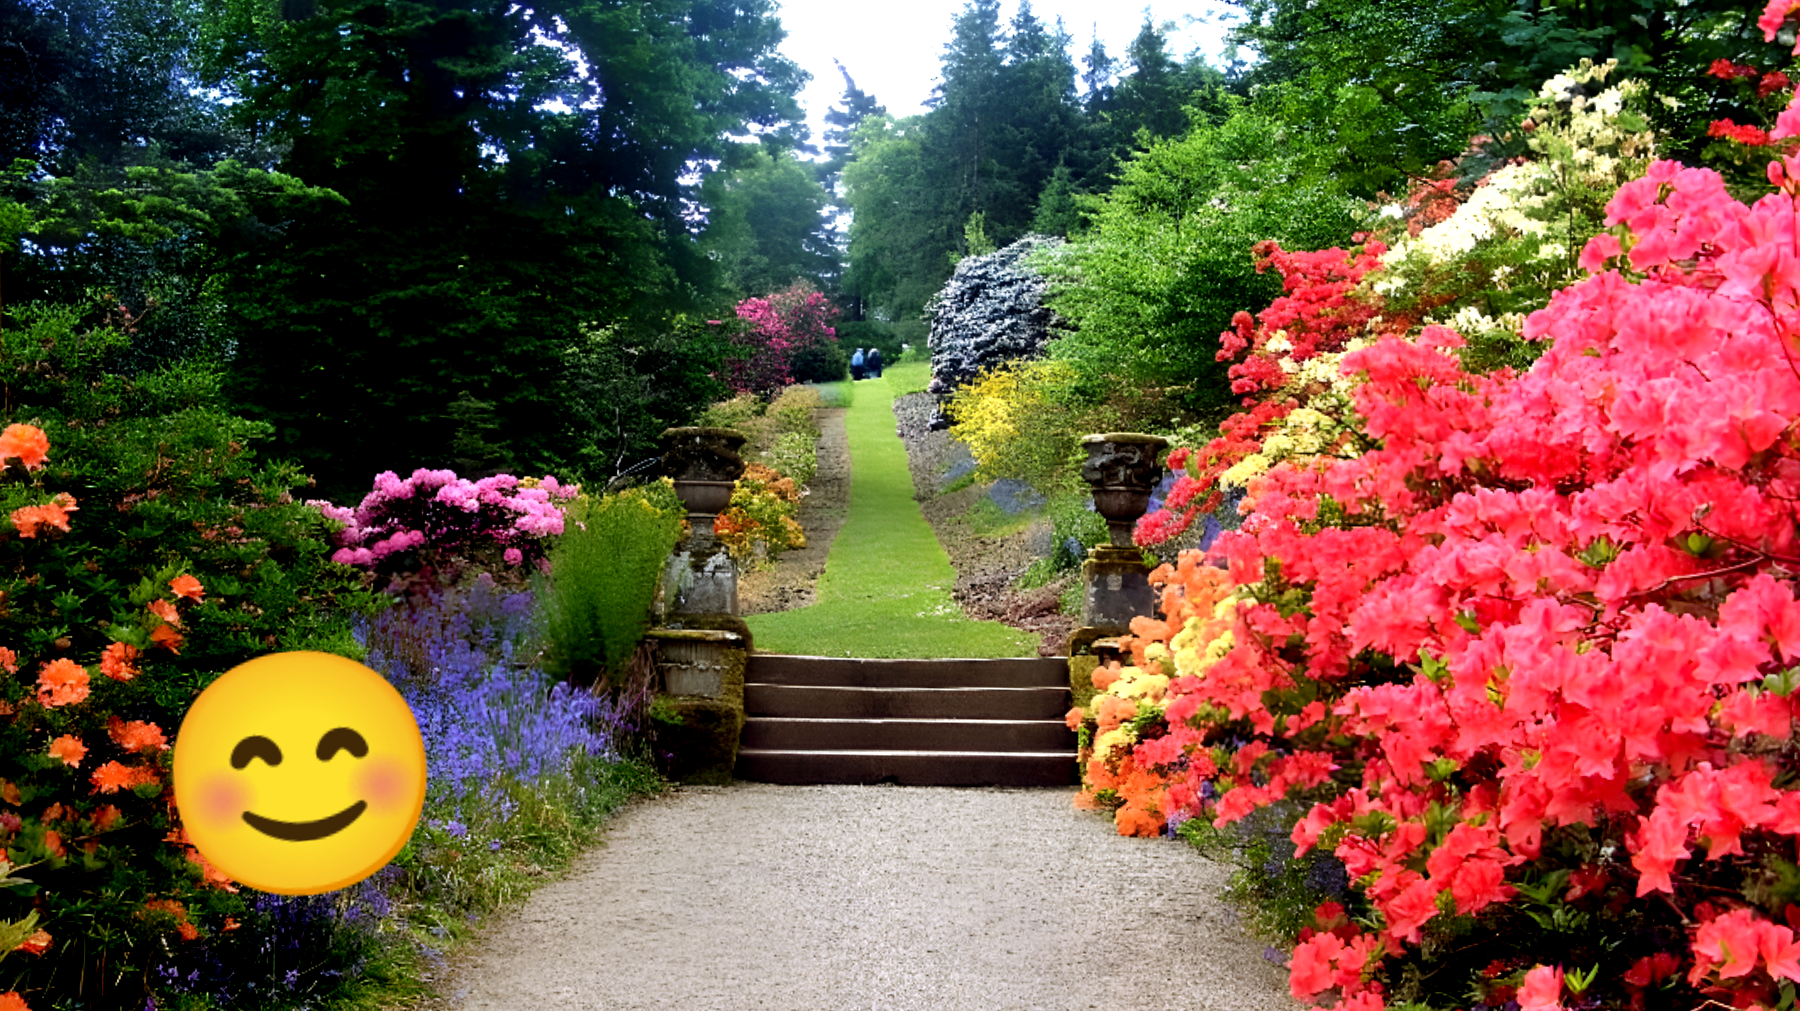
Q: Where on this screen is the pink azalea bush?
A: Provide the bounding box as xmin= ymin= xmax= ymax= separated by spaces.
xmin=1094 ymin=10 xmax=1800 ymax=1006
xmin=310 ymin=469 xmax=579 ymax=596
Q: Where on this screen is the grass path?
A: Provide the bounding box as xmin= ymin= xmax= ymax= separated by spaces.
xmin=743 ymin=364 xmax=1036 ymax=658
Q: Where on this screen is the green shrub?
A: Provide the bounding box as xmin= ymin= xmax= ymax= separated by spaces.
xmin=1046 ymin=490 xmax=1108 ymax=571
xmin=765 ymin=385 xmax=822 ymax=441
xmin=533 ymin=481 xmax=684 ymax=687
xmin=789 ymin=337 xmax=848 ymax=383
xmin=697 ymin=394 xmax=762 ymax=432
xmin=0 ymin=301 xmax=385 ymax=1006
xmin=761 ymin=431 xmax=817 ymax=488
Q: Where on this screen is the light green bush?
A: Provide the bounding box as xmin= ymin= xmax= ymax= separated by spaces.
xmin=762 ymin=431 xmax=818 ymax=488
xmin=534 ymin=481 xmax=685 ymax=686
xmin=697 ymin=394 xmax=762 ymax=431
xmin=766 ymin=384 xmax=823 ymax=440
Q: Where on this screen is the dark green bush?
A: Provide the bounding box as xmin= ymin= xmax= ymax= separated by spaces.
xmin=0 ymin=301 xmax=384 ymax=1007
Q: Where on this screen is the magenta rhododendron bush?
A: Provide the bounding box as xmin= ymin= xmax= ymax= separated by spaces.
xmin=722 ymin=281 xmax=841 ymax=396
xmin=1114 ymin=119 xmax=1800 ymax=1011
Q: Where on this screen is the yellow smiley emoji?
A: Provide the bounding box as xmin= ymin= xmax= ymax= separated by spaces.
xmin=173 ymin=651 xmax=427 ymax=895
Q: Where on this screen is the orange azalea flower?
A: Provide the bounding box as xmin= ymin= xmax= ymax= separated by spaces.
xmin=0 ymin=781 xmax=18 ymax=805
xmin=107 ymin=716 xmax=168 ymax=753
xmin=0 ymin=990 xmax=31 ymax=1011
xmin=42 ymin=830 xmax=63 ymax=857
xmin=10 ymin=496 xmax=75 ymax=538
xmin=35 ymin=658 xmax=89 ymax=707
xmin=89 ymin=804 xmax=121 ymax=831
xmin=48 ymin=734 xmax=86 ymax=767
xmin=222 ymin=916 xmax=240 ymax=932
xmin=15 ymin=929 xmax=48 ymax=956
xmin=142 ymin=898 xmax=199 ymax=940
xmin=186 ymin=846 xmax=238 ymax=891
xmin=40 ymin=803 xmax=66 ymax=824
xmin=0 ymin=647 xmax=18 ymax=674
xmin=0 ymin=424 xmax=49 ymax=469
xmin=99 ymin=641 xmax=139 ymax=681
xmin=149 ymin=624 xmax=183 ymax=654
xmin=90 ymin=761 xmax=159 ymax=794
xmin=146 ymin=598 xmax=180 ymax=628
xmin=169 ymin=574 xmax=203 ymax=601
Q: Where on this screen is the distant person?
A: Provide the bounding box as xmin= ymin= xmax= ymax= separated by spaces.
xmin=867 ymin=347 xmax=883 ymax=378
xmin=850 ymin=347 xmax=866 ymax=381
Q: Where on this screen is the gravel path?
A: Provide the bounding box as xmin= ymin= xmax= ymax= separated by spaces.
xmin=421 ymin=784 xmax=1297 ymax=1011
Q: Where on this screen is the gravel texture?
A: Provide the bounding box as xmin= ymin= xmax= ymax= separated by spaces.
xmin=418 ymin=784 xmax=1297 ymax=1011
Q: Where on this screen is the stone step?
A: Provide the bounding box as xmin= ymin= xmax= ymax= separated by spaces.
xmin=746 ymin=653 xmax=1069 ymax=689
xmin=743 ymin=684 xmax=1071 ymax=721
xmin=733 ymin=748 xmax=1079 ymax=787
xmin=740 ymin=717 xmax=1077 ymax=752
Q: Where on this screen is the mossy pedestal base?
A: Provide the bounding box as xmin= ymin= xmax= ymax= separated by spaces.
xmin=644 ymin=628 xmax=746 ymax=785
xmin=1080 ymin=545 xmax=1154 ymax=633
xmin=1065 ymin=631 xmax=1129 ymax=713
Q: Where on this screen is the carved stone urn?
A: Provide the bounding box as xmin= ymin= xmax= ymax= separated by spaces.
xmin=659 ymin=427 xmax=748 ymax=618
xmin=661 ymin=427 xmax=748 ymax=537
xmin=1080 ymin=433 xmax=1169 ymax=547
xmin=1073 ymin=433 xmax=1169 ymax=636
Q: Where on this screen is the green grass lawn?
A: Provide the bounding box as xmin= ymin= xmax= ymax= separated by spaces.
xmin=743 ymin=368 xmax=1037 ymax=658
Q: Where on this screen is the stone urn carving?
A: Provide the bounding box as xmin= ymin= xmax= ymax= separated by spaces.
xmin=1080 ymin=433 xmax=1169 ymax=547
xmin=661 ymin=427 xmax=748 ymax=537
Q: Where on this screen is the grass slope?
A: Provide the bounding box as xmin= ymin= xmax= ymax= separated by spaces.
xmin=744 ymin=364 xmax=1037 ymax=658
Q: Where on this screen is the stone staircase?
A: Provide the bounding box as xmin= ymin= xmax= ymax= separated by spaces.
xmin=734 ymin=654 xmax=1078 ymax=786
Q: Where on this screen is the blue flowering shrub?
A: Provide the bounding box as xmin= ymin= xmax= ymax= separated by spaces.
xmin=148 ymin=575 xmax=660 ymax=1010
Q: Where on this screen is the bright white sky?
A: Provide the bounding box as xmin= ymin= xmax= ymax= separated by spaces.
xmin=772 ymin=0 xmax=1240 ymax=155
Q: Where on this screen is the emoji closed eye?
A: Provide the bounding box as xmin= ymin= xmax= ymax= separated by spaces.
xmin=231 ymin=735 xmax=282 ymax=769
xmin=316 ymin=727 xmax=368 ymax=761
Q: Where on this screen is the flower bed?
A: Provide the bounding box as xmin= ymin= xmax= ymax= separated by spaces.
xmin=1071 ymin=25 xmax=1800 ymax=1011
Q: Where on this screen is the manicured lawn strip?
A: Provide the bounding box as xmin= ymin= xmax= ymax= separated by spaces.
xmin=883 ymin=358 xmax=932 ymax=396
xmin=744 ymin=368 xmax=1036 ymax=658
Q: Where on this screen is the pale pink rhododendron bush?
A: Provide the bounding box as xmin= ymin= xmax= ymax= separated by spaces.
xmin=1082 ymin=6 xmax=1800 ymax=1009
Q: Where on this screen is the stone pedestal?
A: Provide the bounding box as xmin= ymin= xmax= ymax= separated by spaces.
xmin=663 ymin=535 xmax=739 ymax=618
xmin=1074 ymin=432 xmax=1169 ymax=638
xmin=660 ymin=426 xmax=748 ymax=619
xmin=644 ymin=628 xmax=747 ymax=785
xmin=1081 ymin=546 xmax=1157 ymax=633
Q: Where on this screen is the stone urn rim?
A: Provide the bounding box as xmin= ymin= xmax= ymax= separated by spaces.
xmin=1081 ymin=432 xmax=1170 ymax=448
xmin=662 ymin=425 xmax=749 ymax=443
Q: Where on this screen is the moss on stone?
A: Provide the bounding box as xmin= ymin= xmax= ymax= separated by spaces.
xmin=651 ymin=645 xmax=746 ymax=784
xmin=1068 ymin=654 xmax=1099 ymax=713
xmin=660 ymin=614 xmax=755 ymax=655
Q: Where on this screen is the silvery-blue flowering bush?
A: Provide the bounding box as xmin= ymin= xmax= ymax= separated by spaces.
xmin=923 ymin=234 xmax=1064 ymax=398
xmin=310 ymin=470 xmax=580 ymax=599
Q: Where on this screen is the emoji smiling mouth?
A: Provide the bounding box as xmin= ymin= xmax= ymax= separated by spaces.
xmin=242 ymin=801 xmax=368 ymax=841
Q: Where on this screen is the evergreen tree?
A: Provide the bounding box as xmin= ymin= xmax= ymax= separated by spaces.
xmin=990 ymin=4 xmax=1078 ymax=241
xmin=190 ymin=0 xmax=809 ymax=495
xmin=1030 ymin=161 xmax=1083 ymax=237
xmin=700 ymin=146 xmax=839 ymax=298
xmin=819 ymin=60 xmax=884 ymax=197
xmin=1115 ymin=16 xmax=1187 ymax=143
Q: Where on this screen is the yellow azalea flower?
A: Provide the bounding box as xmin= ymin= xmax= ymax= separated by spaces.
xmin=1093 ymin=727 xmax=1135 ymax=765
